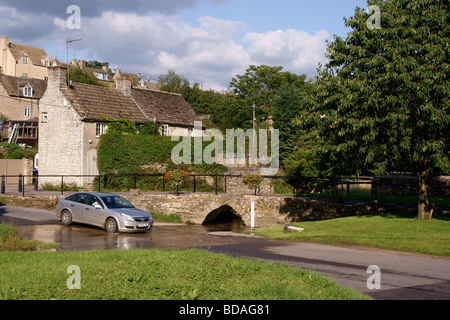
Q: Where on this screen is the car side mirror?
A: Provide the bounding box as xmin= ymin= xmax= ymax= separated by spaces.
xmin=94 ymin=204 xmax=103 ymax=209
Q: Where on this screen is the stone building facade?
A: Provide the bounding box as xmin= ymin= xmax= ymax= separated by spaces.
xmin=0 ymin=74 xmax=47 ymax=146
xmin=38 ymin=59 xmax=203 ymax=188
xmin=0 ymin=37 xmax=50 ymax=80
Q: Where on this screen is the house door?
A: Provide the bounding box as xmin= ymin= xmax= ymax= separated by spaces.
xmin=86 ymin=149 xmax=99 ymax=184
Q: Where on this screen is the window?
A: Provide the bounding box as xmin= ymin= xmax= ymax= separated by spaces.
xmin=17 ymin=126 xmax=37 ymax=139
xmin=44 ymin=60 xmax=50 ymax=67
xmin=86 ymin=195 xmax=102 ymax=208
xmin=96 ymin=123 xmax=107 ymax=137
xmin=23 ymin=56 xmax=28 ymax=64
xmin=66 ymin=193 xmax=87 ymax=204
xmin=161 ymin=125 xmax=170 ymax=136
xmin=23 ymin=87 xmax=33 ymax=97
xmin=96 ymin=73 xmax=108 ymax=80
xmin=11 ymin=122 xmax=38 ymax=139
xmin=41 ymin=112 xmax=48 ymax=123
xmin=24 ymin=107 xmax=31 ymax=118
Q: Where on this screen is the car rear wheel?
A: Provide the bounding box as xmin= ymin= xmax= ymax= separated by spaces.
xmin=105 ymin=218 xmax=118 ymax=233
xmin=61 ymin=210 xmax=73 ymax=226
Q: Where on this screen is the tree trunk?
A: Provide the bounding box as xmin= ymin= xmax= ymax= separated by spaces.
xmin=417 ymin=168 xmax=432 ymax=220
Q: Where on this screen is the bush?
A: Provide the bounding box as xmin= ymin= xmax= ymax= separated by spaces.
xmin=242 ymin=174 xmax=264 ymax=190
xmin=0 ymin=143 xmax=37 ymax=159
xmin=41 ymin=182 xmax=83 ymax=192
xmin=97 ymin=134 xmax=228 ymax=192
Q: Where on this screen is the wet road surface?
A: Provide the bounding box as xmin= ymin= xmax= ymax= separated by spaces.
xmin=17 ymin=222 xmax=251 ymax=251
xmin=1 ymin=204 xmax=449 ymax=300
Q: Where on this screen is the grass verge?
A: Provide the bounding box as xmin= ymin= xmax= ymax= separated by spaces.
xmin=0 ymin=248 xmax=371 ymax=300
xmin=151 ymin=213 xmax=184 ymax=223
xmin=0 ymin=223 xmax=58 ymax=251
xmin=252 ymin=213 xmax=450 ymax=257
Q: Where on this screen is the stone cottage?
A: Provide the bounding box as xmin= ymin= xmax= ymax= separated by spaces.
xmin=38 ymin=58 xmax=203 ymax=188
xmin=0 ymin=37 xmax=51 ymax=80
xmin=0 ymin=74 xmax=47 ymax=146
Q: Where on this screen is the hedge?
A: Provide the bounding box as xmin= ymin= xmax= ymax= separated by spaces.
xmin=97 ymin=134 xmax=228 ymax=192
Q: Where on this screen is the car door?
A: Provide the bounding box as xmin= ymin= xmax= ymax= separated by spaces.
xmin=67 ymin=193 xmax=88 ymax=222
xmin=83 ymin=195 xmax=105 ymax=227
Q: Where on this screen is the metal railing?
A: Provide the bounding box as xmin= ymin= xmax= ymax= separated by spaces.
xmin=1 ymin=173 xmax=449 ymax=199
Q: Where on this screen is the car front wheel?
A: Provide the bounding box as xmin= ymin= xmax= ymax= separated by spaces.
xmin=105 ymin=218 xmax=118 ymax=233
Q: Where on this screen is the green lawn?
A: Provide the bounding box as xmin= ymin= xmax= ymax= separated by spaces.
xmin=0 ymin=223 xmax=57 ymax=251
xmin=252 ymin=213 xmax=450 ymax=257
xmin=0 ymin=248 xmax=370 ymax=300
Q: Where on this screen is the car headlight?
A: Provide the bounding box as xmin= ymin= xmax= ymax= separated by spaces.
xmin=120 ymin=213 xmax=134 ymax=222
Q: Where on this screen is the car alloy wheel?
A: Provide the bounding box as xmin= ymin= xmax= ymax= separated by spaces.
xmin=105 ymin=218 xmax=118 ymax=233
xmin=61 ymin=210 xmax=73 ymax=226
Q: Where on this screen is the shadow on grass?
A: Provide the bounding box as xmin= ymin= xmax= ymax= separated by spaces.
xmin=379 ymin=211 xmax=450 ymax=221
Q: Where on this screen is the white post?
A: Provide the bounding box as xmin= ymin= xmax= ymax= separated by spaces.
xmin=251 ymin=201 xmax=255 ymax=230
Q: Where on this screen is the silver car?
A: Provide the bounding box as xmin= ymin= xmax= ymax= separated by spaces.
xmin=55 ymin=192 xmax=154 ymax=233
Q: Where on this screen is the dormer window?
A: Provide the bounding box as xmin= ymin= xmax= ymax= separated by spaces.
xmin=96 ymin=73 xmax=108 ymax=81
xmin=23 ymin=56 xmax=28 ymax=64
xmin=23 ymin=86 xmax=33 ymax=97
xmin=44 ymin=60 xmax=50 ymax=67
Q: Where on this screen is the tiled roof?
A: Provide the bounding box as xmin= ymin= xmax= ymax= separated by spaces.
xmin=62 ymin=83 xmax=147 ymax=123
xmin=131 ymin=88 xmax=200 ymax=127
xmin=9 ymin=43 xmax=49 ymax=66
xmin=61 ymin=82 xmax=200 ymax=127
xmin=0 ymin=75 xmax=47 ymax=98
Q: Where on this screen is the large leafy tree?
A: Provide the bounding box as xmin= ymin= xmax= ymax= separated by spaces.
xmin=158 ymin=69 xmax=191 ymax=96
xmin=229 ymin=65 xmax=307 ymax=129
xmin=273 ymin=83 xmax=325 ymax=177
xmin=299 ymin=0 xmax=449 ymax=219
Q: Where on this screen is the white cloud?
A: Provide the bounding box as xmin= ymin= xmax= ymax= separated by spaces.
xmin=2 ymin=4 xmax=329 ymax=90
xmin=245 ymin=29 xmax=330 ymax=78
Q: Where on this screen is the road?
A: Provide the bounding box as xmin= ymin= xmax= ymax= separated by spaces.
xmin=0 ymin=204 xmax=449 ymax=300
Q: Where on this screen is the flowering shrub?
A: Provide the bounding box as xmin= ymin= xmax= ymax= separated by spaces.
xmin=164 ymin=169 xmax=190 ymax=187
xmin=242 ymin=174 xmax=264 ymax=190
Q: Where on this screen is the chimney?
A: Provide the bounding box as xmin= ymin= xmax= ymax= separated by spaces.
xmin=113 ymin=67 xmax=121 ymax=81
xmin=78 ymin=59 xmax=85 ymax=69
xmin=102 ymin=65 xmax=108 ymax=73
xmin=115 ymin=77 xmax=132 ymax=95
xmin=47 ymin=57 xmax=67 ymax=90
xmin=0 ymin=37 xmax=10 ymax=50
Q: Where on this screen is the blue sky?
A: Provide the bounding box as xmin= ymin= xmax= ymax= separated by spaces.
xmin=0 ymin=0 xmax=369 ymax=90
xmin=180 ymin=0 xmax=368 ymax=38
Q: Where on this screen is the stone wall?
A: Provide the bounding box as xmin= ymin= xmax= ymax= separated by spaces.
xmin=38 ymin=65 xmax=85 ymax=187
xmin=374 ymin=175 xmax=450 ymax=196
xmin=224 ymin=167 xmax=273 ymax=194
xmin=124 ymin=192 xmax=383 ymax=227
xmin=0 ymin=158 xmax=33 ymax=185
xmin=6 ymin=190 xmax=448 ymax=228
xmin=0 ymin=85 xmax=40 ymax=121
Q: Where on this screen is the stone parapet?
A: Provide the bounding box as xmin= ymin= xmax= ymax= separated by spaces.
xmin=123 ymin=192 xmax=383 ymax=227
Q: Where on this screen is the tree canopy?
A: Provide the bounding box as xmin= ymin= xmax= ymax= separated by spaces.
xmin=298 ymin=0 xmax=449 ymax=219
xmin=158 ymin=69 xmax=191 ymax=96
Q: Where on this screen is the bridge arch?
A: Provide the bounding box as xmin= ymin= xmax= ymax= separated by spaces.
xmin=202 ymin=205 xmax=244 ymax=225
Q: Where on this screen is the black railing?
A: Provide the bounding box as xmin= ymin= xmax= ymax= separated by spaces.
xmin=0 ymin=173 xmax=449 ymax=199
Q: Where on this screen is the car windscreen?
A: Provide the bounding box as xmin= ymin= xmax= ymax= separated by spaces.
xmin=100 ymin=195 xmax=135 ymax=209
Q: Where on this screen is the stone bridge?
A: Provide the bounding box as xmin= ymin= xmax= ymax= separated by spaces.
xmin=124 ymin=192 xmax=382 ymax=227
